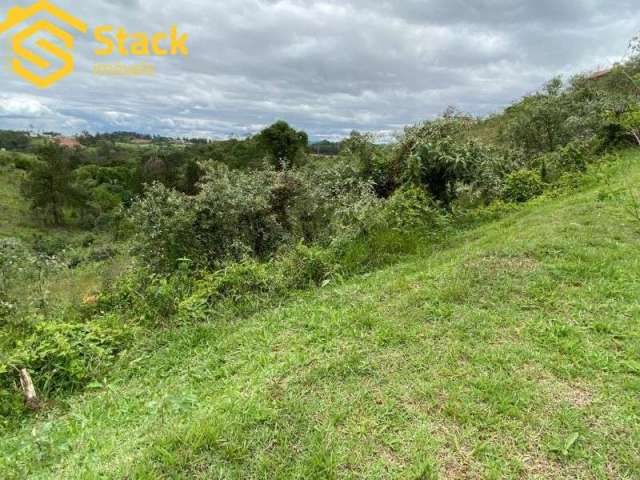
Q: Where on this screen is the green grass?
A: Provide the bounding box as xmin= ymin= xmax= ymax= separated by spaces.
xmin=0 ymin=163 xmax=33 ymax=239
xmin=2 ymin=153 xmax=640 ymax=479
xmin=1 ymin=163 xmax=129 ymax=305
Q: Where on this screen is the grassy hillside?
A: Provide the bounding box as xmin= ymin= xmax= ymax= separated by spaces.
xmin=0 ymin=164 xmax=34 ymax=239
xmin=1 ymin=151 xmax=639 ymax=479
xmin=0 ymin=163 xmax=128 ymax=328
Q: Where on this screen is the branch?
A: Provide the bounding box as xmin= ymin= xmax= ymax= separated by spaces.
xmin=19 ymin=368 xmax=40 ymax=411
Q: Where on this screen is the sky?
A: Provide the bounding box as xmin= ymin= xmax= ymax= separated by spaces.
xmin=0 ymin=0 xmax=638 ymax=141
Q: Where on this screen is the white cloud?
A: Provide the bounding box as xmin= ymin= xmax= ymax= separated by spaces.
xmin=0 ymin=0 xmax=637 ymax=139
xmin=0 ymin=95 xmax=52 ymax=118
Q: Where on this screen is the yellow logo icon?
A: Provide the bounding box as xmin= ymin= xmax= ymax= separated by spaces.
xmin=0 ymin=0 xmax=87 ymax=89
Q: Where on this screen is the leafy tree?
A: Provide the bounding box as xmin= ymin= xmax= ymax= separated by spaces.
xmin=341 ymin=131 xmax=397 ymax=197
xmin=397 ymin=116 xmax=489 ymax=206
xmin=257 ymin=121 xmax=308 ymax=169
xmin=502 ymin=170 xmax=544 ymax=203
xmin=21 ymin=144 xmax=74 ymax=225
xmin=618 ymin=105 xmax=640 ymax=146
xmin=602 ymin=96 xmax=640 ymax=147
xmin=630 ymin=33 xmax=640 ymax=61
xmin=179 ymin=158 xmax=203 ymax=195
xmin=501 ymin=78 xmax=572 ymax=154
xmin=0 ymin=130 xmax=30 ymax=151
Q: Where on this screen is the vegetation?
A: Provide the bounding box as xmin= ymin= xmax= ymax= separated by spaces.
xmin=1 ymin=151 xmax=640 ymax=478
xmin=0 ymin=33 xmax=639 ymax=479
xmin=257 ymin=120 xmax=309 ymax=169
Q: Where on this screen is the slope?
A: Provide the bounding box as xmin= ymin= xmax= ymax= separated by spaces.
xmin=2 ymin=152 xmax=640 ymax=479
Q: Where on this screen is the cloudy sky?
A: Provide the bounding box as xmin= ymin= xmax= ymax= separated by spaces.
xmin=0 ymin=0 xmax=638 ymax=140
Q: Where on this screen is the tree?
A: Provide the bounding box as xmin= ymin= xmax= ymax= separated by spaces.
xmin=501 ymin=78 xmax=572 ymax=154
xmin=0 ymin=130 xmax=30 ymax=150
xmin=630 ymin=33 xmax=640 ymax=61
xmin=618 ymin=104 xmax=640 ymax=146
xmin=22 ymin=144 xmax=74 ymax=225
xmin=179 ymin=158 xmax=203 ymax=195
xmin=342 ymin=131 xmax=396 ymax=197
xmin=397 ymin=116 xmax=486 ymax=206
xmin=257 ymin=121 xmax=308 ymax=169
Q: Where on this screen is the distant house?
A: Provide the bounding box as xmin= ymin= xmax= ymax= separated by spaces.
xmin=54 ymin=136 xmax=81 ymax=148
xmin=588 ymin=68 xmax=612 ymax=81
xmin=131 ymin=138 xmax=152 ymax=145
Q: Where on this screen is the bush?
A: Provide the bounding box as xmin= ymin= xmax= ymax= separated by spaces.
xmin=503 ymin=170 xmax=545 ymax=203
xmin=88 ymin=246 xmax=117 ymax=262
xmin=129 ymin=182 xmax=197 ymax=271
xmin=279 ymin=244 xmax=337 ymax=290
xmin=130 ymin=161 xmax=378 ymax=272
xmin=256 ymin=120 xmax=309 ymax=169
xmin=32 ymin=234 xmax=67 ymax=257
xmin=0 ymin=238 xmax=61 ymax=321
xmin=0 ymin=152 xmax=13 ymax=168
xmin=11 ymin=154 xmax=37 ymax=171
xmin=0 ymin=313 xmax=132 ymax=401
xmin=395 ymin=116 xmax=497 ymax=206
xmin=178 ymin=260 xmax=275 ymax=322
xmin=380 ymin=186 xmax=449 ymax=233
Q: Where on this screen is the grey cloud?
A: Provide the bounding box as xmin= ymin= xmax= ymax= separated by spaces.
xmin=0 ymin=0 xmax=637 ymax=139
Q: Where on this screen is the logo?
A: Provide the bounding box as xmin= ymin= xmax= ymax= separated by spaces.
xmin=0 ymin=0 xmax=87 ymax=89
xmin=0 ymin=1 xmax=189 ymax=88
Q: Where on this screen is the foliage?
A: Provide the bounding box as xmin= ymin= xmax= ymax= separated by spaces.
xmin=279 ymin=243 xmax=337 ymax=290
xmin=0 ymin=238 xmax=34 ymax=319
xmin=0 ymin=131 xmax=30 ymax=151
xmin=499 ymin=76 xmax=631 ymax=154
xmin=257 ymin=120 xmax=309 ymax=170
xmin=378 ymin=186 xmax=449 ymax=232
xmin=130 ymin=160 xmax=378 ymax=272
xmin=2 ymin=315 xmax=132 ymax=395
xmin=500 ymin=78 xmax=571 ymax=153
xmin=128 ymin=183 xmax=197 ymax=272
xmin=342 ymin=131 xmax=397 ymax=197
xmin=398 ymin=116 xmax=494 ymax=206
xmin=502 ymin=170 xmax=545 ymax=203
xmin=532 ymin=139 xmax=592 ymax=184
xmin=611 ymin=102 xmax=640 ymax=146
xmin=21 ymin=144 xmax=74 ymax=225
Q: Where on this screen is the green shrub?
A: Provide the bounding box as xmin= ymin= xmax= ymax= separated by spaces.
xmin=503 ymin=170 xmax=545 ymax=203
xmin=11 ymin=154 xmax=36 ymax=171
xmin=129 ymin=183 xmax=197 ymax=271
xmin=178 ymin=260 xmax=275 ymax=322
xmin=95 ymin=262 xmax=195 ymax=325
xmin=32 ymin=234 xmax=67 ymax=257
xmin=535 ymin=139 xmax=593 ymax=181
xmin=551 ymin=172 xmax=584 ymax=193
xmin=380 ymin=186 xmax=449 ymax=233
xmin=0 ymin=152 xmax=13 ymax=168
xmin=1 ymin=313 xmax=132 ymax=398
xmin=88 ymin=246 xmax=117 ymax=262
xmin=279 ymin=243 xmax=337 ymax=290
xmin=392 ymin=115 xmax=507 ymax=207
xmin=208 ymin=261 xmax=274 ymax=300
xmin=130 ymin=162 xmax=378 ymax=272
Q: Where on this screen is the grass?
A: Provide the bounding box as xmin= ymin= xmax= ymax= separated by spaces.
xmin=2 ymin=152 xmax=640 ymax=479
xmin=0 ymin=163 xmax=33 ymax=239
xmin=1 ymin=163 xmax=130 ymax=305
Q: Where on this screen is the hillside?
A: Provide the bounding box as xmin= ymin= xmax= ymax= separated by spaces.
xmin=0 ymin=163 xmax=33 ymax=239
xmin=0 ymin=162 xmax=128 ymax=333
xmin=2 ymin=151 xmax=639 ymax=479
